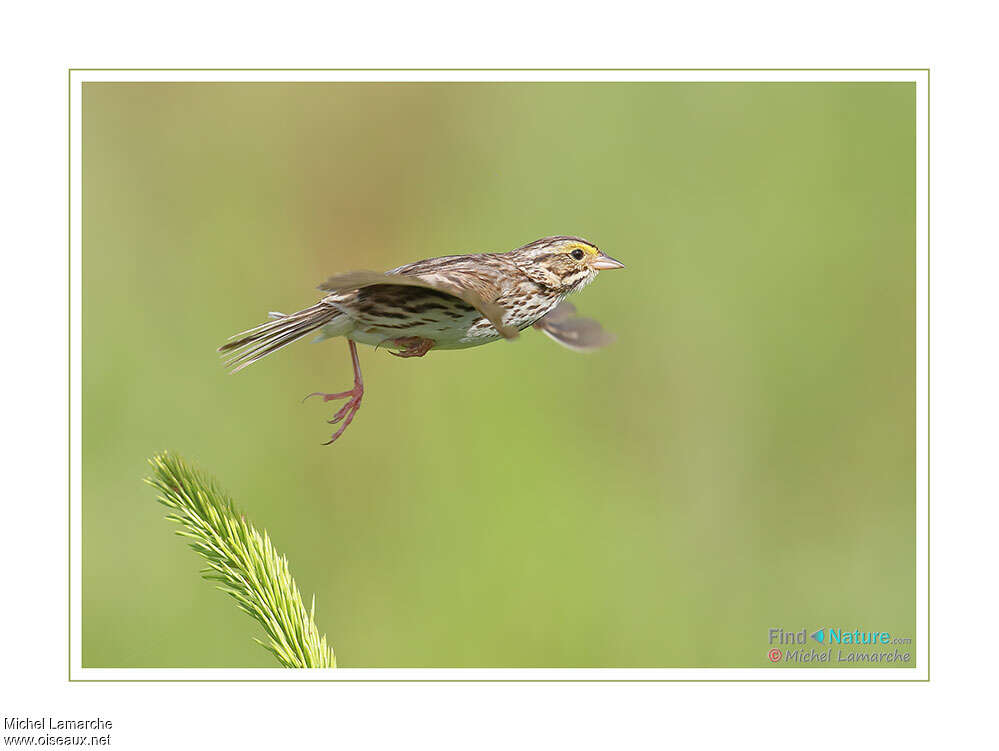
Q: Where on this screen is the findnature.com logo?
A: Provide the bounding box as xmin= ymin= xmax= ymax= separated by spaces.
xmin=766 ymin=627 xmax=913 ymax=665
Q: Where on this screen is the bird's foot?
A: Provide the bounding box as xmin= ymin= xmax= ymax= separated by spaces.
xmin=303 ymin=384 xmax=363 ymax=444
xmin=390 ymin=337 xmax=434 ymax=358
xmin=300 ymin=339 xmax=366 ymax=445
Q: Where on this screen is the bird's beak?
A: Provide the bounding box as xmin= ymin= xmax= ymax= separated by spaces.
xmin=591 ymin=252 xmax=625 ymax=270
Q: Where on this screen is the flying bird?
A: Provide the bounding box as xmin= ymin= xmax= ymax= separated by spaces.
xmin=219 ymin=235 xmax=624 ymax=444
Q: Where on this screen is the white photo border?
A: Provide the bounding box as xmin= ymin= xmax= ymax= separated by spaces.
xmin=69 ymin=68 xmax=929 ymax=681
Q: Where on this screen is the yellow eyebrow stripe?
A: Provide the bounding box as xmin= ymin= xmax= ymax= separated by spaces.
xmin=566 ymin=243 xmax=599 ymax=256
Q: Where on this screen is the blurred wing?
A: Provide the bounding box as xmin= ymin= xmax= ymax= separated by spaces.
xmin=533 ymin=301 xmax=616 ymax=352
xmin=318 ymin=269 xmax=519 ymax=339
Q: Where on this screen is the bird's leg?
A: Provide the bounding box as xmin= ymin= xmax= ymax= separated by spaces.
xmin=303 ymin=339 xmax=364 ymax=445
xmin=390 ymin=337 xmax=435 ymax=358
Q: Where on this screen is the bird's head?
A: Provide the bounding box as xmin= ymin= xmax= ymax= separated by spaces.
xmin=510 ymin=236 xmax=625 ymax=294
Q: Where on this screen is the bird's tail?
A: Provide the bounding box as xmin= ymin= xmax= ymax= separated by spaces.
xmin=218 ymin=302 xmax=342 ymax=372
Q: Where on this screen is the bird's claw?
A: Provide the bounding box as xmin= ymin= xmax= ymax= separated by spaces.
xmin=303 ymin=389 xmax=356 ymax=403
xmin=389 ymin=337 xmax=434 ymax=358
xmin=304 ymin=384 xmax=363 ymax=444
xmin=327 ymin=396 xmax=361 ymax=425
xmin=301 ymin=339 xmax=367 ymax=446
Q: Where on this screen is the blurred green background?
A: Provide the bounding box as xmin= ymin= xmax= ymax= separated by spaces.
xmin=82 ymin=82 xmax=915 ymax=668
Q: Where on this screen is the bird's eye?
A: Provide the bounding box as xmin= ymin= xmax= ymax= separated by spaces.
xmin=570 ymin=249 xmax=585 ymax=260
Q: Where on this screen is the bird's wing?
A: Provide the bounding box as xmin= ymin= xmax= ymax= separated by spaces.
xmin=532 ymin=301 xmax=616 ymax=352
xmin=318 ymin=269 xmax=519 ymax=339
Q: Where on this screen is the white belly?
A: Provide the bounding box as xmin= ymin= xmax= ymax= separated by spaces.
xmin=319 ymin=306 xmax=502 ymax=351
xmin=346 ymin=317 xmax=502 ymax=350
xmin=319 ymin=287 xmax=562 ymax=351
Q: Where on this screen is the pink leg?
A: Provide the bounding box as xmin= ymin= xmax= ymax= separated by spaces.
xmin=303 ymin=339 xmax=364 ymax=445
xmin=390 ymin=336 xmax=434 ymax=358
